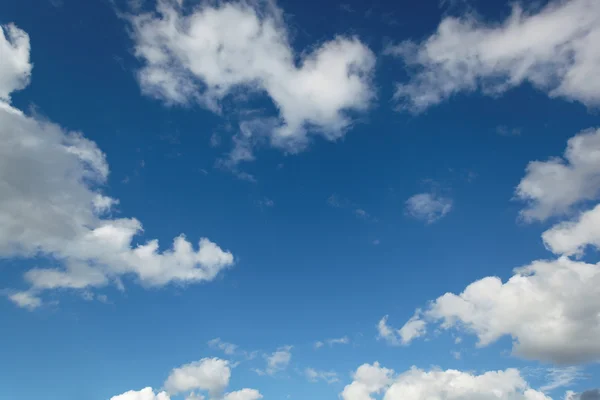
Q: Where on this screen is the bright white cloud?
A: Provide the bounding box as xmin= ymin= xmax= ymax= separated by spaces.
xmin=0 ymin=24 xmax=31 ymax=102
xmin=129 ymin=0 xmax=375 ymax=154
xmin=384 ymin=367 xmax=549 ymax=400
xmin=342 ymin=364 xmax=548 ymax=400
xmin=114 ymin=358 xmax=261 ymax=400
xmin=386 ymin=0 xmax=600 ymax=113
xmin=110 ymin=387 xmax=170 ymax=400
xmin=543 ymin=204 xmax=600 ymax=256
xmin=405 ymin=193 xmax=452 ymax=224
xmin=341 ymin=362 xmax=394 ymax=400
xmin=378 ymin=313 xmax=425 ymax=346
xmin=223 ymin=389 xmax=262 ymax=400
xmin=516 ymin=128 xmax=600 ymax=222
xmin=164 ymin=358 xmax=231 ymax=396
xmin=392 ymin=256 xmax=600 ymax=364
xmin=0 ymin=23 xmax=234 ymax=309
xmin=305 ymin=368 xmax=339 ymax=384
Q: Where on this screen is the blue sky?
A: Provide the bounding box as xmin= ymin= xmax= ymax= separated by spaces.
xmin=1 ymin=0 xmax=600 ymax=399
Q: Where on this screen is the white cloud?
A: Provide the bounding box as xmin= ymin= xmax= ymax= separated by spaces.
xmin=305 ymin=368 xmax=339 ymax=384
xmin=0 ymin=23 xmax=234 ymax=308
xmin=393 ymin=256 xmax=600 ymax=364
xmin=405 ymin=193 xmax=452 ymax=224
xmin=386 ymin=0 xmax=600 ymax=113
xmin=542 ymin=203 xmax=600 ymax=256
xmin=0 ymin=24 xmax=31 ymax=102
xmin=129 ymin=0 xmax=375 ymax=155
xmin=223 ymin=389 xmax=262 ymax=400
xmin=164 ymin=358 xmax=231 ymax=397
xmin=110 ymin=387 xmax=170 ymax=400
xmin=378 ymin=313 xmax=426 ymax=346
xmin=516 ymin=128 xmax=600 ymax=222
xmin=8 ymin=291 xmax=42 ymax=310
xmin=385 ymin=367 xmax=549 ymax=400
xmin=255 ymin=346 xmax=292 ymax=375
xmin=342 ymin=364 xmax=548 ymax=400
xmin=341 ymin=362 xmax=394 ymax=400
xmin=114 ymin=358 xmax=261 ymax=400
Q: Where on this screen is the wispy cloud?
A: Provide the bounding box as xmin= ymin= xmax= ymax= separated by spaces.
xmin=328 ymin=194 xmax=377 ymax=222
xmin=305 ymin=368 xmax=339 ymax=384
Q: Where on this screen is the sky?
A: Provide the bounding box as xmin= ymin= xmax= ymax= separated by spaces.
xmin=0 ymin=0 xmax=600 ymax=399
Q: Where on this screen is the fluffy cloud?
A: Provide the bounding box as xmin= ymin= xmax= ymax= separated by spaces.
xmin=386 ymin=0 xmax=600 ymax=112
xmin=110 ymin=387 xmax=170 ymax=400
xmin=0 ymin=24 xmax=31 ymax=102
xmin=129 ymin=0 xmax=375 ymax=154
xmin=341 ymin=362 xmax=394 ymax=400
xmin=223 ymin=389 xmax=262 ymax=400
xmin=542 ymin=203 xmax=600 ymax=256
xmin=112 ymin=358 xmax=261 ymax=400
xmin=516 ymin=128 xmax=600 ymax=222
xmin=405 ymin=193 xmax=452 ymax=224
xmin=164 ymin=358 xmax=231 ymax=397
xmin=0 ymin=23 xmax=234 ymax=309
xmin=391 ymin=256 xmax=600 ymax=365
xmin=377 ymin=314 xmax=425 ymax=346
xmin=341 ymin=363 xmax=548 ymax=400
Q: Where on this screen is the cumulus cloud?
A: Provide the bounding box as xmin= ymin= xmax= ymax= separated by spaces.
xmin=390 ymin=256 xmax=600 ymax=364
xmin=341 ymin=362 xmax=394 ymax=400
xmin=164 ymin=358 xmax=231 ymax=397
xmin=110 ymin=387 xmax=170 ymax=400
xmin=386 ymin=0 xmax=600 ymax=113
xmin=0 ymin=23 xmax=234 ymax=309
xmin=113 ymin=358 xmax=261 ymax=400
xmin=223 ymin=389 xmax=262 ymax=400
xmin=542 ymin=203 xmax=600 ymax=256
xmin=405 ymin=193 xmax=452 ymax=224
xmin=129 ymin=0 xmax=375 ymax=155
xmin=305 ymin=368 xmax=339 ymax=384
xmin=0 ymin=24 xmax=31 ymax=102
xmin=516 ymin=128 xmax=600 ymax=222
xmin=341 ymin=364 xmax=549 ymax=400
